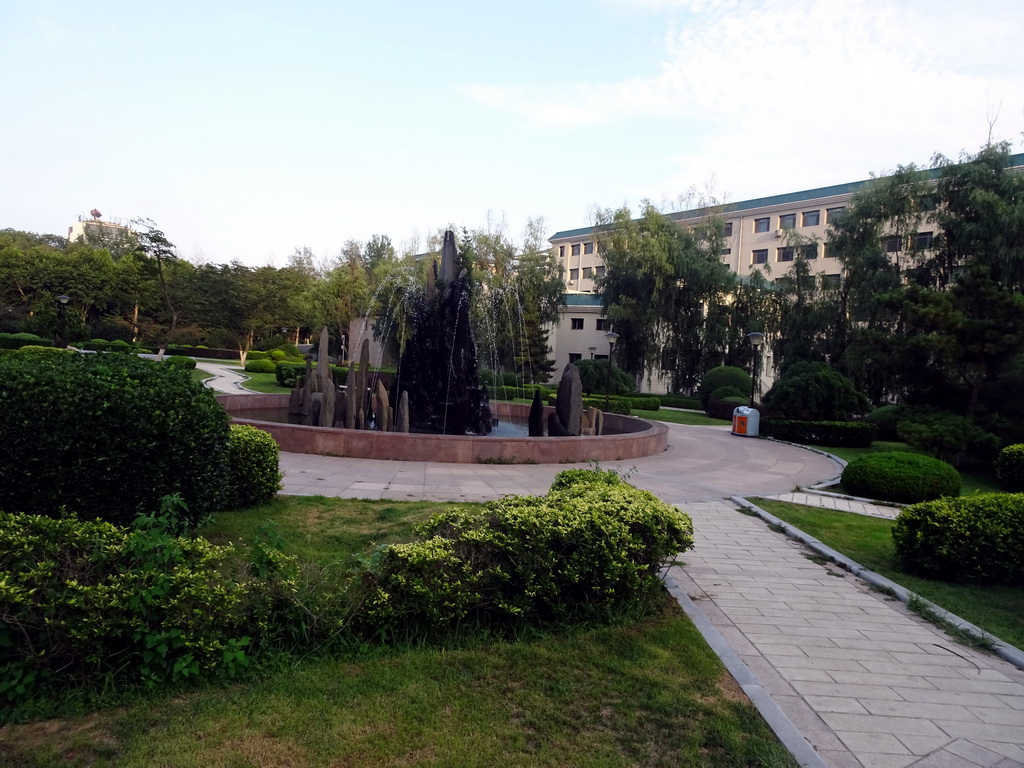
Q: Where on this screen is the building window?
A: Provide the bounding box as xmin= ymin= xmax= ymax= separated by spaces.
xmin=826 ymin=207 xmax=845 ymax=224
xmin=723 ymin=222 xmax=733 ymax=237
xmin=558 ymin=245 xmax=565 ymax=258
xmin=801 ymin=244 xmax=818 ymax=259
xmin=885 ymin=235 xmax=901 ymax=253
xmin=582 ymin=266 xmax=592 ymax=279
xmin=779 ymin=213 xmax=796 ymax=230
xmin=596 ymin=318 xmax=609 ymax=331
xmin=721 ymin=247 xmax=732 ymax=256
xmin=754 ymin=217 xmax=770 ymax=233
xmin=777 ymin=247 xmax=794 ymax=262
xmin=595 ymin=265 xmax=606 ymax=278
xmin=583 ymin=242 xmax=594 ymax=255
xmin=568 ymin=353 xmax=582 ymax=363
xmin=915 ymin=231 xmax=934 ymax=249
xmin=569 ymin=268 xmax=579 ymax=281
xmin=802 ymin=210 xmax=821 ymax=227
xmin=571 ymin=243 xmax=581 ymax=257
xmin=594 ymin=354 xmax=608 ymax=361
xmin=918 ymin=194 xmax=938 ymax=212
xmin=752 ymin=249 xmax=768 ymax=264
xmin=822 ymin=273 xmax=840 ymax=289
xmin=571 ymin=318 xmax=584 ymax=330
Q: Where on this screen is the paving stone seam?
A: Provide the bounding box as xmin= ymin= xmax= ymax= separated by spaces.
xmin=661 ymin=570 xmax=831 ymax=768
xmin=730 ymin=495 xmax=1024 ymax=673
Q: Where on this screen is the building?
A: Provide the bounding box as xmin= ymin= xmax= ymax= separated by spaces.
xmin=545 ymin=154 xmax=1024 ymax=390
xmin=67 ymin=210 xmax=134 ymax=248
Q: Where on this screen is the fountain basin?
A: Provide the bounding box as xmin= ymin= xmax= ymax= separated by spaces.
xmin=217 ymin=394 xmax=668 ymax=464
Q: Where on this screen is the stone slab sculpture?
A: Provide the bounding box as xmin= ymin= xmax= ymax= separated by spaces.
xmin=548 ymin=363 xmax=583 ymax=437
xmin=529 ymin=388 xmax=545 ymax=437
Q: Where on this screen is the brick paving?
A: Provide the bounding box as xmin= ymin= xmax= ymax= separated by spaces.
xmin=210 ymin=383 xmax=1024 ymax=768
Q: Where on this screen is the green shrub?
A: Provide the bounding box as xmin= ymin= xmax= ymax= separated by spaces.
xmin=165 ymin=355 xmax=197 ymax=370
xmin=227 ymin=425 xmax=282 ymax=507
xmin=276 ymin=361 xmax=307 ymax=387
xmin=269 ymin=350 xmax=286 ymax=361
xmin=354 ymin=475 xmax=694 ymax=639
xmin=624 ymin=395 xmax=660 ymax=411
xmin=0 ymin=503 xmax=260 ymax=707
xmin=842 ymin=452 xmax=960 ymax=504
xmin=583 ymin=397 xmax=630 ymax=415
xmin=0 ymin=334 xmax=53 ymax=350
xmin=995 ymin=444 xmax=1024 ymax=492
xmin=706 ymin=396 xmax=750 ymax=421
xmin=15 ymin=345 xmax=73 ymax=356
xmin=698 ymin=366 xmax=750 ymax=410
xmin=892 ymin=493 xmax=1024 ymax=584
xmin=762 ymin=362 xmax=870 ymax=421
xmin=761 ymin=419 xmax=877 ymax=448
xmin=548 ymin=467 xmax=624 ymax=492
xmin=245 ymin=358 xmax=277 ymax=374
xmin=0 ymin=354 xmax=230 ymax=527
xmin=897 ymin=409 xmax=1001 ymax=464
xmin=865 ymin=404 xmax=909 ymax=441
xmin=574 ymin=359 xmax=636 ymax=396
xmin=248 ymin=350 xmax=268 ymax=361
xmin=710 ymin=385 xmax=744 ymax=402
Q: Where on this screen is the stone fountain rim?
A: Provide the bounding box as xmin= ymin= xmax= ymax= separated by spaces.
xmin=217 ymin=393 xmax=668 ymax=465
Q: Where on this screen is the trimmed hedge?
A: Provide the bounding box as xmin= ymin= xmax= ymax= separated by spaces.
xmin=697 ymin=366 xmax=750 ymax=410
xmin=761 ymin=419 xmax=877 ymax=448
xmin=245 ymin=358 xmax=277 ymax=374
xmin=842 ymin=452 xmax=960 ymax=504
xmin=892 ymin=493 xmax=1024 ymax=584
xmin=584 ymin=397 xmax=631 ymax=415
xmin=165 ymin=355 xmax=197 ymax=370
xmin=865 ymin=404 xmax=909 ymax=442
xmin=996 ymin=444 xmax=1024 ymax=492
xmin=0 ymin=353 xmax=230 ymax=526
xmin=659 ymin=395 xmax=701 ymax=410
xmin=227 ymin=425 xmax=282 ymax=507
xmin=354 ymin=470 xmax=694 ymax=638
xmin=706 ymin=396 xmax=749 ymax=421
xmin=0 ymin=333 xmax=51 ymax=350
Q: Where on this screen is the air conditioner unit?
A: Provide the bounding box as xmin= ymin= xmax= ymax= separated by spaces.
xmin=774 ymin=229 xmax=784 ymax=238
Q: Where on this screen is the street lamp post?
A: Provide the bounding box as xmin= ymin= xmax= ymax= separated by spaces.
xmin=603 ymin=331 xmax=619 ymax=411
xmin=54 ymin=294 xmax=70 ymax=349
xmin=746 ymin=331 xmax=764 ymax=407
xmin=588 ymin=346 xmax=596 ymax=359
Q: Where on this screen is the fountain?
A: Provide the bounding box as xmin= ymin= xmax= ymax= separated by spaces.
xmin=218 ymin=230 xmax=668 ymax=462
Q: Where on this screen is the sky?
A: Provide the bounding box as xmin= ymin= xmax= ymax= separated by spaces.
xmin=2 ymin=0 xmax=1023 ymax=267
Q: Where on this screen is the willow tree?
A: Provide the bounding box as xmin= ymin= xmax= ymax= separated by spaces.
xmin=595 ymin=202 xmax=734 ymax=392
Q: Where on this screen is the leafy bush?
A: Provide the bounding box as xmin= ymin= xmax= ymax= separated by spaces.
xmin=548 ymin=467 xmax=623 ymax=492
xmin=165 ymin=355 xmax=197 ymax=370
xmin=865 ymin=404 xmax=909 ymax=441
xmin=227 ymin=425 xmax=282 ymax=507
xmin=269 ymin=350 xmax=286 ymax=361
xmin=842 ymin=452 xmax=960 ymax=503
xmin=761 ymin=419 xmax=877 ymax=448
xmin=762 ymin=362 xmax=870 ymax=421
xmin=623 ymin=395 xmax=660 ymax=411
xmin=248 ymin=350 xmax=268 ymax=361
xmin=698 ymin=367 xmax=750 ymax=410
xmin=995 ymin=444 xmax=1024 ymax=492
xmin=0 ymin=354 xmax=230 ymax=526
xmin=896 ymin=409 xmax=1001 ymax=464
xmin=583 ymin=397 xmax=630 ymax=415
xmin=0 ymin=333 xmax=51 ymax=350
xmin=892 ymin=493 xmax=1024 ymax=584
xmin=245 ymin=358 xmax=277 ymax=374
xmin=276 ymin=361 xmax=307 ymax=387
xmin=706 ymin=396 xmax=750 ymax=421
xmin=574 ymin=359 xmax=636 ymax=396
xmin=354 ymin=472 xmax=694 ymax=639
xmin=710 ymin=385 xmax=744 ymax=402
xmin=0 ymin=502 xmax=260 ymax=708
xmin=15 ymin=345 xmax=73 ymax=356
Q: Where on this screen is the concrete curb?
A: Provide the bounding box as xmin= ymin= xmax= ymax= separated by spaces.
xmin=661 ymin=570 xmax=829 ymax=768
xmin=730 ymin=495 xmax=1024 ymax=673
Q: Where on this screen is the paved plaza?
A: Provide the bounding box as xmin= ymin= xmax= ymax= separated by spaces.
xmin=207 ymin=370 xmax=1024 ymax=768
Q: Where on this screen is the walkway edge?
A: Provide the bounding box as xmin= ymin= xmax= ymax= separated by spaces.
xmin=661 ymin=570 xmax=829 ymax=768
xmin=730 ymin=495 xmax=1024 ymax=673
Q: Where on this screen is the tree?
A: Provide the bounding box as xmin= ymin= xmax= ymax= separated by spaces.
xmin=595 ymin=201 xmax=734 ymax=392
xmin=132 ymin=220 xmax=181 ymax=357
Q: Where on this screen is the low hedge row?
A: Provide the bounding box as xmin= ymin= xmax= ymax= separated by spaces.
xmin=996 ymin=444 xmax=1024 ymax=492
xmin=761 ymin=419 xmax=877 ymax=447
xmin=0 ymin=333 xmax=52 ymax=350
xmin=659 ymin=395 xmax=701 ymax=410
xmin=893 ymin=493 xmax=1024 ymax=584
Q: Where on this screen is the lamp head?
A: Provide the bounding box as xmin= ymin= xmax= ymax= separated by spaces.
xmin=746 ymin=331 xmax=764 ymax=347
xmin=605 ymin=331 xmax=619 ymax=346
xmin=57 ymin=295 xmax=70 ymax=305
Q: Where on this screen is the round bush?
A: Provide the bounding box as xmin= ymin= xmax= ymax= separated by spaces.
xmin=892 ymin=493 xmax=1024 ymax=583
xmin=995 ymin=444 xmax=1024 ymax=492
xmin=227 ymin=424 xmax=281 ymax=507
xmin=0 ymin=354 xmax=230 ymax=526
xmin=710 ymin=385 xmax=744 ymax=401
xmin=165 ymin=355 xmax=197 ymax=370
xmin=761 ymin=362 xmax=869 ymax=421
xmin=245 ymin=358 xmax=277 ymax=374
xmin=269 ymin=350 xmax=286 ymax=361
xmin=842 ymin=452 xmax=960 ymax=504
xmin=698 ymin=366 xmax=750 ymax=410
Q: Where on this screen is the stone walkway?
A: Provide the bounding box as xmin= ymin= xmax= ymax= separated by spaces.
xmin=212 ymin=384 xmax=1024 ymax=767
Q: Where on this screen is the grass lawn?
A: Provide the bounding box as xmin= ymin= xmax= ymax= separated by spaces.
xmin=749 ymin=498 xmax=1024 ymax=650
xmin=636 ymin=408 xmax=732 ymax=427
xmin=227 ymin=368 xmax=291 ymax=394
xmin=190 ymin=368 xmax=214 ymax=384
xmin=0 ymin=497 xmax=799 ymax=768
